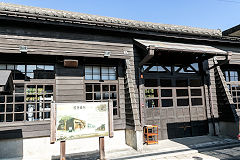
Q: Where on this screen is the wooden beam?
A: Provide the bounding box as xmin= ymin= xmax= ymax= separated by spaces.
xmin=139 ymin=45 xmax=155 ymax=66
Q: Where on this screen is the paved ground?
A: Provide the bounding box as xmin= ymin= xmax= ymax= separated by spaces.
xmin=202 ymin=146 xmax=240 ymax=160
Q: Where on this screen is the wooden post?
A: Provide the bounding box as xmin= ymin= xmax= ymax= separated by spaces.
xmin=50 ymin=103 xmax=56 ymax=144
xmin=99 ymin=137 xmax=105 ymax=160
xmin=60 ymin=141 xmax=66 ymax=160
xmin=108 ymin=100 xmax=114 ymax=138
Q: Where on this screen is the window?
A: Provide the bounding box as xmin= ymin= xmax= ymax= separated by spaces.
xmin=85 ymin=84 xmax=118 ymax=115
xmin=223 ymin=68 xmax=240 ymax=109
xmin=85 ymin=66 xmax=117 ymax=80
xmin=144 ymin=78 xmax=203 ymax=108
xmin=0 ymin=84 xmax=54 ymax=122
xmin=0 ymin=64 xmax=55 ymax=80
xmin=224 ymin=71 xmax=239 ymax=82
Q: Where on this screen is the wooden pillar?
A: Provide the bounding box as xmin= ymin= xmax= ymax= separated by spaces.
xmin=60 ymin=141 xmax=66 ymax=160
xmin=99 ymin=137 xmax=105 ymax=160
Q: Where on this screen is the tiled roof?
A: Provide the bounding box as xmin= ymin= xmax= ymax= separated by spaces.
xmin=0 ymin=2 xmax=222 ymax=37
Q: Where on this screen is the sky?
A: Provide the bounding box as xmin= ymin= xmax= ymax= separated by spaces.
xmin=0 ymin=0 xmax=239 ymax=31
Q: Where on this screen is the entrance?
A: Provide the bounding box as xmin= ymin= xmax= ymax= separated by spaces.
xmin=143 ymin=64 xmax=209 ymax=140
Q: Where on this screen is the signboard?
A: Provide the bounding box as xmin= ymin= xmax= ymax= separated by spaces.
xmin=50 ymin=102 xmax=113 ymax=142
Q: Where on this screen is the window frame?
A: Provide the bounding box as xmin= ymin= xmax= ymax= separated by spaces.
xmin=0 ymin=79 xmax=56 ymax=124
xmin=84 ymin=80 xmax=120 ymax=117
xmin=84 ymin=65 xmax=118 ymax=81
xmin=0 ymin=64 xmax=55 ymax=80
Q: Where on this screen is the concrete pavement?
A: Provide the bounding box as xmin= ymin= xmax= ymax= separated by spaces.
xmin=107 ymin=136 xmax=240 ymax=160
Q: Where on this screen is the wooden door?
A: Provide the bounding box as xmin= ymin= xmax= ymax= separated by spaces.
xmin=144 ymin=77 xmax=208 ymax=140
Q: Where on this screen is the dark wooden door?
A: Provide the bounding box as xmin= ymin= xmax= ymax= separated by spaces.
xmin=144 ymin=77 xmax=208 ymax=140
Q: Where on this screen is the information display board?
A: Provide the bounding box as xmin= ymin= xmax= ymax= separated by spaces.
xmin=51 ymin=102 xmax=111 ymax=142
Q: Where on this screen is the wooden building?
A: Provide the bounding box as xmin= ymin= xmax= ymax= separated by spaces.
xmin=0 ymin=2 xmax=240 ymax=159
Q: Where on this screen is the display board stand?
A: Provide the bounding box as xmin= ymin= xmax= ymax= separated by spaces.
xmin=50 ymin=100 xmax=113 ymax=160
xmin=60 ymin=141 xmax=66 ymax=160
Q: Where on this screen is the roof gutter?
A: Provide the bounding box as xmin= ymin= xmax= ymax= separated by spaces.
xmin=208 ymin=51 xmax=232 ymax=70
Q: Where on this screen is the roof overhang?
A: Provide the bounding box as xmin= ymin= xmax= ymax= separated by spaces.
xmin=134 ymin=39 xmax=229 ymax=66
xmin=0 ymin=70 xmax=13 ymax=93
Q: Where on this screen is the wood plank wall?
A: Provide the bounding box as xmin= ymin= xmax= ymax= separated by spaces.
xmin=0 ymin=26 xmax=132 ymax=59
xmin=0 ymin=24 xmax=136 ymax=138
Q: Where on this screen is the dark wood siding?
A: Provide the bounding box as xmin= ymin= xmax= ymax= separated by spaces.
xmin=0 ymin=26 xmax=132 ymax=59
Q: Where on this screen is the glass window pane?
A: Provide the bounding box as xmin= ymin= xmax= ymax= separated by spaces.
xmin=92 ymin=75 xmax=100 ymax=80
xmin=16 ymin=65 xmax=25 ymax=72
xmin=44 ymin=112 xmax=50 ymax=119
xmin=176 ymin=89 xmax=188 ymax=97
xmin=27 ymin=104 xmax=36 ymax=121
xmin=15 ymin=84 xmax=24 ymax=93
xmin=161 ymin=99 xmax=173 ymax=107
xmin=27 ymin=65 xmax=36 ymax=72
xmin=94 ymin=93 xmax=101 ymax=100
xmin=103 ymin=85 xmax=109 ymax=91
xmin=85 ymin=66 xmax=92 ymax=73
xmin=146 ymin=99 xmax=159 ymax=108
xmin=103 ymin=92 xmax=109 ymax=99
xmin=7 ymin=96 xmax=13 ymax=103
xmin=45 ymin=65 xmax=54 ymax=70
xmin=86 ymin=93 xmax=93 ymax=100
xmin=145 ymin=89 xmax=158 ymax=98
xmin=110 ymin=92 xmax=117 ymax=99
xmin=15 ymin=104 xmax=24 ymax=112
xmin=44 ymin=103 xmax=51 ymax=109
xmin=7 ymin=64 xmax=14 ymax=70
xmin=36 ymin=65 xmax=44 ymax=70
xmin=94 ymin=85 xmax=100 ymax=91
xmin=15 ymin=94 xmax=24 ymax=102
xmin=101 ymin=67 xmax=108 ymax=74
xmin=177 ymin=99 xmax=189 ymax=106
xmin=0 ymin=114 xmax=4 ymax=122
xmin=191 ymin=89 xmax=202 ymax=96
xmin=110 ymin=85 xmax=116 ymax=91
xmin=45 ymin=85 xmax=53 ymax=93
xmin=86 ymin=85 xmax=92 ymax=92
xmin=113 ymin=108 xmax=118 ymax=115
xmin=15 ymin=113 xmax=24 ymax=121
xmin=102 ymin=75 xmax=109 ymax=80
xmin=109 ymin=74 xmax=116 ymax=80
xmin=191 ymin=98 xmax=203 ymax=106
xmin=6 ymin=104 xmax=13 ymax=112
xmin=109 ymin=67 xmax=116 ymax=74
xmin=85 ymin=74 xmax=92 ymax=80
xmin=0 ymin=104 xmax=5 ymax=112
xmin=161 ymin=89 xmax=172 ymax=97
xmin=26 ymin=73 xmax=34 ymax=79
xmin=113 ymin=100 xmax=117 ymax=107
xmin=0 ymin=64 xmax=6 ymax=70
xmin=93 ymin=66 xmax=100 ymax=74
xmin=0 ymin=96 xmax=5 ymax=103
xmin=26 ymin=85 xmax=36 ymax=94
xmin=6 ymin=114 xmax=13 ymax=122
